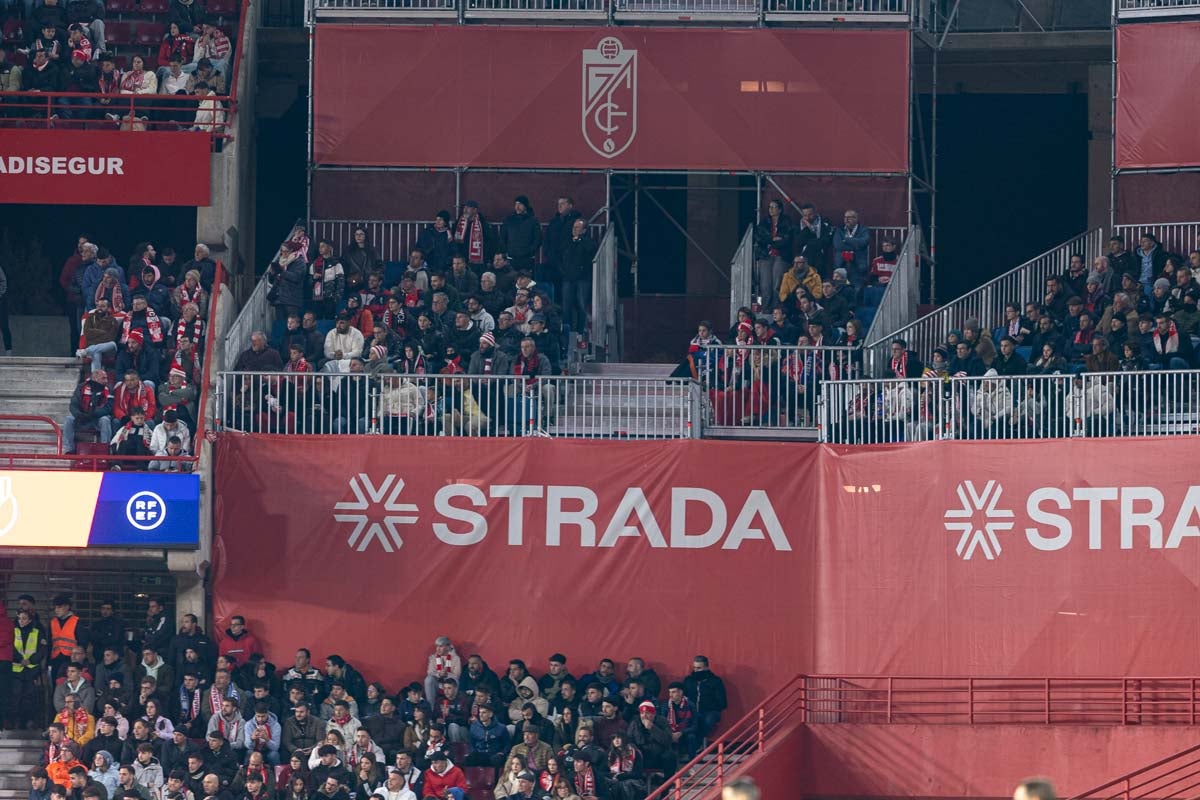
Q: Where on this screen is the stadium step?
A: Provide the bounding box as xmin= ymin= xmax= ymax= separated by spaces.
xmin=0 ymin=355 xmax=82 ymax=424
xmin=577 ymin=361 xmax=675 ymax=378
xmin=0 ymin=730 xmax=46 ymax=795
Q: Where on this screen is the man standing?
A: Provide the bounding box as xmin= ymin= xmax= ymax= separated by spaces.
xmin=501 ymin=196 xmax=542 ymax=276
xmin=682 ymin=656 xmax=726 ymax=742
xmin=754 ymin=199 xmax=793 ymax=304
xmin=832 ymin=209 xmax=871 ymax=284
xmin=48 ymin=597 xmax=84 ymax=679
xmin=543 ymin=196 xmax=581 ymax=292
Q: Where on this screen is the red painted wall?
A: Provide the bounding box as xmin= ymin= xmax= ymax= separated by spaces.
xmin=796 ymin=724 xmax=1200 ymax=799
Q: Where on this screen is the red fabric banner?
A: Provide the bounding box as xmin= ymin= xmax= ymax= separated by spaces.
xmin=213 ymin=435 xmax=1200 ymax=715
xmin=1116 ymin=21 xmax=1200 ymax=169
xmin=312 ymin=26 xmax=910 ymax=172
xmin=0 ymin=130 xmax=212 ymax=205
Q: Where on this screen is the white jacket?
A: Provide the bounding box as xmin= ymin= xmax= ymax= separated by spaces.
xmin=193 ymin=97 xmax=226 ymax=132
xmin=325 ymin=327 xmax=365 ymax=362
xmin=150 ymin=421 xmax=191 ymax=456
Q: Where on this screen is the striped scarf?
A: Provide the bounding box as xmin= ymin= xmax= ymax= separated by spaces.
xmin=81 ymin=381 xmax=111 ymax=413
xmin=176 ymin=316 xmax=204 ymax=347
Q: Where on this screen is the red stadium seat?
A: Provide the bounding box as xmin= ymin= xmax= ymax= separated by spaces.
xmin=135 ymin=22 xmax=164 ymax=46
xmin=113 ymin=53 xmax=129 ymax=70
xmin=2 ymin=18 xmax=23 ymax=43
xmin=104 ymin=21 xmax=133 ymax=44
xmin=217 ymin=23 xmax=235 ymax=40
xmin=207 ymin=0 xmax=237 ymax=15
xmin=106 ymin=0 xmax=136 ymax=13
xmin=9 ymin=49 xmax=26 ymax=66
xmin=139 ymin=0 xmax=171 ymax=11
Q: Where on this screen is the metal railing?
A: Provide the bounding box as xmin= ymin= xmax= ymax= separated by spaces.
xmin=591 ymin=226 xmax=620 ymax=360
xmin=863 ymin=225 xmax=920 ymax=356
xmin=217 ymin=371 xmax=699 ymax=438
xmin=308 ymin=219 xmax=606 ymax=265
xmin=926 ymin=0 xmax=1110 ymax=31
xmin=699 ymin=344 xmax=860 ymax=435
xmin=0 ymin=416 xmax=63 ymax=456
xmin=646 ymin=674 xmax=807 ymax=800
xmin=868 ymin=228 xmax=1105 ymax=375
xmin=820 ymin=370 xmax=1200 ymax=444
xmin=800 ymin=676 xmax=1200 ymax=726
xmin=765 ymin=0 xmax=909 ymax=19
xmin=1068 ymin=743 xmax=1200 ymax=800
xmin=729 ymin=225 xmax=754 ymax=326
xmin=312 ymin=0 xmax=455 ymax=13
xmin=1117 ymin=0 xmax=1200 ymax=19
xmin=466 ymin=0 xmax=605 ymax=15
xmin=0 ymin=92 xmax=233 ymax=141
xmin=1113 ymin=223 xmax=1200 ymax=260
xmin=224 ymin=221 xmax=303 ymax=372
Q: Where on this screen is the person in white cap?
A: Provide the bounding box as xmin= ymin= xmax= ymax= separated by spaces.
xmin=424 ymin=637 xmax=461 ymax=707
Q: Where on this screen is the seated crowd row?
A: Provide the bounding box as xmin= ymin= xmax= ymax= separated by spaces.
xmin=15 ymin=598 xmax=728 ymax=800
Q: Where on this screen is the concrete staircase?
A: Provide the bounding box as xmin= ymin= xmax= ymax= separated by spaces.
xmin=0 ymin=730 xmax=44 ymax=800
xmin=550 ymin=362 xmax=694 ymax=439
xmin=0 ymin=356 xmax=83 ymax=467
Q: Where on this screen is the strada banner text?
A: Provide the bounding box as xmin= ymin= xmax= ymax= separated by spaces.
xmin=213 ymin=436 xmax=1200 ymax=715
xmin=312 ymin=26 xmax=910 ymax=172
xmin=0 ymin=130 xmax=213 ymax=205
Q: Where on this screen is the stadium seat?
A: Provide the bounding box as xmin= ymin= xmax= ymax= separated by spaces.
xmin=106 ymin=0 xmax=136 ymax=13
xmin=316 ymin=319 xmax=335 ymax=336
xmin=139 ymin=0 xmax=171 ymax=12
xmin=72 ymin=441 xmax=109 ymax=471
xmin=113 ymin=53 xmax=130 ymax=70
xmin=217 ymin=23 xmax=235 ymax=40
xmin=9 ymin=49 xmax=26 ymax=67
xmin=135 ymin=22 xmax=165 ymax=46
xmin=861 ymin=285 xmax=886 ymax=308
xmin=2 ymin=18 xmax=23 ymax=43
xmin=208 ymin=0 xmax=238 ymax=15
xmin=383 ymin=261 xmax=406 ymax=286
xmin=104 ymin=21 xmax=133 ymax=45
xmin=855 ymin=306 xmax=876 ymax=332
xmin=1016 ymin=346 xmax=1032 ymax=362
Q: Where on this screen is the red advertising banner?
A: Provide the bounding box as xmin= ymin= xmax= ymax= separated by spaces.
xmin=1116 ymin=21 xmax=1200 ymax=169
xmin=0 ymin=130 xmax=213 ymax=205
xmin=213 ymin=435 xmax=1200 ymax=714
xmin=312 ymin=26 xmax=910 ymax=172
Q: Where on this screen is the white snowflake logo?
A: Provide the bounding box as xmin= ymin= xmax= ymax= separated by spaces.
xmin=943 ymin=480 xmax=1014 ymax=561
xmin=333 ymin=474 xmax=419 ymax=553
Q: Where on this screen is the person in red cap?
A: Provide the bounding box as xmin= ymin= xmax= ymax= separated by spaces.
xmin=625 ymin=699 xmax=675 ymax=777
xmin=61 ymin=45 xmax=97 ymax=120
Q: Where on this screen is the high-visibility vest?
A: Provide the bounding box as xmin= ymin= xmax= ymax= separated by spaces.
xmin=50 ymin=615 xmax=78 ymax=659
xmin=12 ymin=627 xmax=38 ymax=672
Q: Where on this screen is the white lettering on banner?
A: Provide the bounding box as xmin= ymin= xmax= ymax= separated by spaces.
xmin=951 ymin=481 xmax=1200 ymax=561
xmin=351 ymin=476 xmax=793 ymax=554
xmin=0 ymin=155 xmax=125 ymax=175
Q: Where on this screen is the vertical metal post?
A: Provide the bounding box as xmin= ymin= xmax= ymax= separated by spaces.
xmin=455 ymin=167 xmax=462 ymax=214
xmin=1045 ymin=678 xmax=1051 ymax=724
xmin=304 ymin=10 xmax=315 ymax=228
xmin=929 ymin=20 xmax=938 ymax=304
xmin=757 ymin=708 xmax=765 ymax=753
xmin=887 ymin=677 xmax=893 ymax=724
xmin=717 ymin=742 xmax=725 ymax=784
xmin=633 ymin=174 xmax=640 ymax=298
xmin=1109 ymin=0 xmax=1118 ymax=232
xmin=755 ymin=172 xmax=763 ymax=218
xmin=968 ymin=677 xmax=974 ymax=725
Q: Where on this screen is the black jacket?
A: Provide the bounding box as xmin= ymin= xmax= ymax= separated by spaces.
xmin=114 ymin=347 xmax=162 ymax=388
xmin=992 ymin=352 xmax=1028 ymax=376
xmin=268 ymin=258 xmax=306 ymax=310
xmin=682 ymin=669 xmax=727 ymax=714
xmin=363 ymin=713 xmax=406 ymax=754
xmin=544 ymin=210 xmax=582 ymax=270
xmin=67 ymin=0 xmax=104 ymax=23
xmin=754 ymin=213 xmax=794 ymax=261
xmin=204 ymin=743 xmax=241 ymax=785
xmin=793 ymin=217 xmax=832 ymax=267
xmin=64 ymin=60 xmax=97 ymax=93
xmin=561 ymin=234 xmax=597 ymax=283
xmin=501 ymin=211 xmax=542 ymax=262
xmin=23 ymin=62 xmax=62 ymax=92
xmin=417 ymin=225 xmax=456 ymax=270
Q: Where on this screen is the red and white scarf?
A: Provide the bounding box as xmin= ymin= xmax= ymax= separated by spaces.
xmin=56 ymin=707 xmax=91 ymax=741
xmin=608 ymin=745 xmax=637 ymax=775
xmin=184 ymin=688 xmax=201 ymax=722
xmin=120 ymin=69 xmax=148 ymax=92
xmin=399 ymin=355 xmax=426 ymax=375
xmin=1155 ymin=322 xmax=1181 ymax=354
xmin=177 ymin=282 xmax=204 ymax=310
xmin=890 ymin=351 xmax=908 ymax=378
xmin=514 ymin=354 xmax=542 ymax=387
xmin=97 ymin=282 xmax=126 ymax=313
xmin=574 ymin=767 xmax=594 ymax=798
xmin=123 ymin=311 xmax=164 ymax=344
xmin=81 ymin=381 xmax=111 ymax=413
xmin=176 ymin=316 xmax=204 ymax=347
xmin=455 ymin=215 xmax=485 ymax=265
xmin=285 ymin=357 xmax=311 ymax=373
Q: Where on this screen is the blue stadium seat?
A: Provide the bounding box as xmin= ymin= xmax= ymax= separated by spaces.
xmin=1016 ymin=346 xmax=1032 ymax=362
xmin=861 ymin=285 xmax=886 ymax=308
xmin=383 ymin=261 xmax=407 ymax=286
xmin=855 ymin=307 xmax=876 ymax=331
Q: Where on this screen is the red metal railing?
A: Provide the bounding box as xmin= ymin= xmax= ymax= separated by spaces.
xmin=1068 ymin=743 xmax=1200 ymax=800
xmin=0 ymin=415 xmax=63 ymax=454
xmin=799 ymin=675 xmax=1200 ymax=726
xmin=645 ymin=675 xmax=807 ymax=800
xmin=0 ymin=260 xmax=225 ymax=472
xmin=0 ymin=91 xmax=234 ymax=139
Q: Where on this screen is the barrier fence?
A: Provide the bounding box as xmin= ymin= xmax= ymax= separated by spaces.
xmin=819 ymin=370 xmax=1200 ymax=443
xmin=862 ymin=225 xmax=920 ymax=368
xmin=0 ymin=92 xmax=232 ymax=140
xmin=681 ymin=343 xmax=859 ymax=434
xmin=217 ymin=371 xmax=699 ymax=438
xmin=800 ymin=676 xmax=1200 ymax=726
xmin=1117 ymin=0 xmax=1200 ymax=18
xmin=313 ymin=0 xmax=910 ymax=16
xmin=1113 ymin=223 xmax=1200 ymax=261
xmin=869 ymin=228 xmax=1106 ymax=375
xmin=308 ymin=219 xmax=607 ymax=266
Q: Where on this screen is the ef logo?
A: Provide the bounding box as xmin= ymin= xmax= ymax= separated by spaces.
xmin=126 ymin=491 xmax=167 ymax=531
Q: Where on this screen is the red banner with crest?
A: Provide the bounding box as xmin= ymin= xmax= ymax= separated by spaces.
xmin=311 ymin=26 xmax=910 ymax=172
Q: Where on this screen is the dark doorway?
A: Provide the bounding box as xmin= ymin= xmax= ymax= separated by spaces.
xmin=929 ymin=93 xmax=1088 ymax=303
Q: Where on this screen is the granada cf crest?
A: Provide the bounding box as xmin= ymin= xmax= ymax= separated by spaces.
xmin=582 ymin=36 xmax=638 ymax=159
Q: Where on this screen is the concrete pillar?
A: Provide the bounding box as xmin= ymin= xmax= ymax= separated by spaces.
xmin=1087 ymin=61 xmax=1113 ymax=231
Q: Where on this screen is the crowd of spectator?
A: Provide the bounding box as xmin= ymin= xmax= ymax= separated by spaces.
xmin=57 ymin=234 xmax=218 ymax=466
xmin=225 ymin=199 xmax=599 ymax=435
xmin=1 ymin=596 xmax=730 ymax=800
xmin=0 ymin=0 xmax=232 ymax=132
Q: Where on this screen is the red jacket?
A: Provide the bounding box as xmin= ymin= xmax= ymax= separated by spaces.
xmin=113 ymin=381 xmax=157 ymax=422
xmin=218 ymin=628 xmax=263 ymax=662
xmin=421 ymin=765 xmax=466 ymax=798
xmin=0 ymin=602 xmax=12 ymax=662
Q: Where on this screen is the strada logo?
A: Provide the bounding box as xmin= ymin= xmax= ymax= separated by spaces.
xmin=335 ymin=474 xmax=793 ymax=554
xmin=333 ymin=474 xmax=419 ymax=553
xmin=944 ymin=480 xmax=1013 ymax=561
xmin=946 ymin=481 xmax=1200 ymax=561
